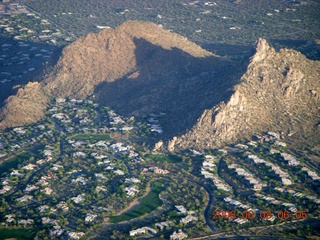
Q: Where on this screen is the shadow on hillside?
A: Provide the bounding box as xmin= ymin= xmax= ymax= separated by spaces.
xmin=95 ymin=38 xmax=248 ymax=140
xmin=269 ymin=39 xmax=320 ymax=60
xmin=200 ymin=42 xmax=255 ymax=61
xmin=0 ymin=37 xmax=62 ymax=108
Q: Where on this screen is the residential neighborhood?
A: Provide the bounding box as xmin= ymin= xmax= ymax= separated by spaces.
xmin=0 ymin=93 xmax=319 ymax=239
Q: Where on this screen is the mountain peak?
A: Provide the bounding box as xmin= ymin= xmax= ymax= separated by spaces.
xmin=0 ymin=20 xmax=229 ymax=131
xmin=251 ymin=38 xmax=274 ymax=63
xmin=174 ymin=39 xmax=320 ymax=150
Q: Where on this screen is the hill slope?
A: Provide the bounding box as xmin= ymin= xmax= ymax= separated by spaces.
xmin=173 ymin=39 xmax=320 ymax=150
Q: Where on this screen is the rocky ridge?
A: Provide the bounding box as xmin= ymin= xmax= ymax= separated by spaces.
xmin=0 ymin=20 xmax=220 ymax=129
xmin=173 ymin=39 xmax=320 ymax=150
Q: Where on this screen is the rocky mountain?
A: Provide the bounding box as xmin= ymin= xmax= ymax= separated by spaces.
xmin=0 ymin=20 xmax=239 ymax=136
xmin=173 ymin=38 xmax=320 ymax=150
xmin=1 ymin=21 xmax=319 ymax=150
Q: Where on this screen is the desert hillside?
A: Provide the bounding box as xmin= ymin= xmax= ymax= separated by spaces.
xmin=173 ymin=39 xmax=320 ymax=150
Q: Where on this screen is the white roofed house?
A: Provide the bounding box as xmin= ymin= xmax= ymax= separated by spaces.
xmin=85 ymin=213 xmax=97 ymax=222
xmin=71 ymin=193 xmax=86 ymax=204
xmin=67 ymin=231 xmax=85 ymax=239
xmin=155 ymin=221 xmax=173 ymax=230
xmin=180 ymin=215 xmax=198 ymax=224
xmin=114 ymin=170 xmax=125 ymax=175
xmin=16 ymin=195 xmax=33 ymax=203
xmin=18 ymin=219 xmax=34 ymax=225
xmin=41 ymin=187 xmax=53 ymax=195
xmin=129 ymin=227 xmax=157 ymax=237
xmin=170 ymin=229 xmax=188 ymax=240
xmin=175 ymin=205 xmax=188 ymax=215
xmin=22 ymin=164 xmax=37 ymax=171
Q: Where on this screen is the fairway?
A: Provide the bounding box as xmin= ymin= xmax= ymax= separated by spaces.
xmin=71 ymin=134 xmax=110 ymax=141
xmin=145 ymin=154 xmax=182 ymax=163
xmin=0 ymin=152 xmax=31 ymax=177
xmin=0 ymin=228 xmax=37 ymax=240
xmin=109 ymin=180 xmax=166 ymax=223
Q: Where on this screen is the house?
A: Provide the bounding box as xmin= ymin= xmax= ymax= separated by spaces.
xmin=16 ymin=195 xmax=33 ymax=202
xmin=24 ymin=184 xmax=38 ymax=192
xmin=180 ymin=215 xmax=198 ymax=224
xmin=282 ymin=178 xmax=292 ymax=185
xmin=125 ymin=178 xmax=141 ymax=184
xmin=129 ymin=227 xmax=157 ymax=236
xmin=18 ymin=219 xmax=34 ymax=225
xmin=155 ymin=221 xmax=173 ymax=230
xmin=55 ymin=98 xmax=66 ymax=103
xmin=22 ymin=163 xmax=37 ymax=171
xmin=13 ymin=127 xmax=26 ymax=134
xmin=95 ymin=173 xmax=107 ymax=180
xmin=50 ymin=225 xmax=65 ymax=237
xmin=71 ymin=194 xmax=85 ymax=203
xmin=5 ymin=214 xmax=15 ymax=223
xmin=72 ymin=176 xmax=88 ymax=185
xmin=175 ymin=205 xmax=188 ymax=214
xmin=170 ymin=229 xmax=188 ymax=240
xmin=280 ymin=153 xmax=300 ymax=166
xmin=267 ymin=132 xmax=280 ymax=139
xmin=114 ymin=170 xmax=125 ymax=175
xmin=233 ymin=218 xmax=248 ymax=224
xmin=41 ymin=187 xmax=53 ymax=195
xmin=124 ymin=186 xmax=139 ymax=196
xmin=41 ymin=217 xmax=58 ymax=225
xmin=66 ymin=231 xmax=85 ymax=239
xmin=56 ymin=201 xmax=69 ymax=211
xmin=85 ymin=213 xmax=97 ymax=222
xmin=38 ymin=205 xmax=49 ymax=213
xmin=73 ymin=152 xmax=87 ymax=158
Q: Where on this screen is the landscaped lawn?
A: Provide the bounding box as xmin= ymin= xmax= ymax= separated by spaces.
xmin=145 ymin=154 xmax=182 ymax=163
xmin=109 ymin=180 xmax=166 ymax=223
xmin=0 ymin=228 xmax=37 ymax=240
xmin=0 ymin=152 xmax=31 ymax=177
xmin=71 ymin=134 xmax=111 ymax=141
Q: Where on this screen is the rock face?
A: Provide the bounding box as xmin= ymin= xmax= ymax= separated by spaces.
xmin=0 ymin=82 xmax=48 ymax=129
xmin=174 ymin=38 xmax=320 ymax=150
xmin=44 ymin=20 xmax=214 ymax=99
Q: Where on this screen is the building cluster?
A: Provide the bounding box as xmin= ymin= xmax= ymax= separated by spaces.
xmin=170 ymin=229 xmax=188 ymax=239
xmin=200 ymin=155 xmax=231 ymax=191
xmin=147 ymin=115 xmax=163 ymax=133
xmin=274 ymin=187 xmax=320 ymax=204
xmin=175 ymin=205 xmax=199 ymax=224
xmin=127 ymin=150 xmax=145 ymax=164
xmin=228 ymin=163 xmax=265 ymax=191
xmin=301 ymin=167 xmax=320 ymax=181
xmin=279 ymin=152 xmax=300 ymax=166
xmin=223 ymin=196 xmax=251 ymax=210
xmin=108 ymin=110 xmax=125 ymax=125
xmin=124 ymin=185 xmax=139 ymax=196
xmin=247 ymin=154 xmax=292 ymax=185
xmin=254 ymin=193 xmax=297 ymax=213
